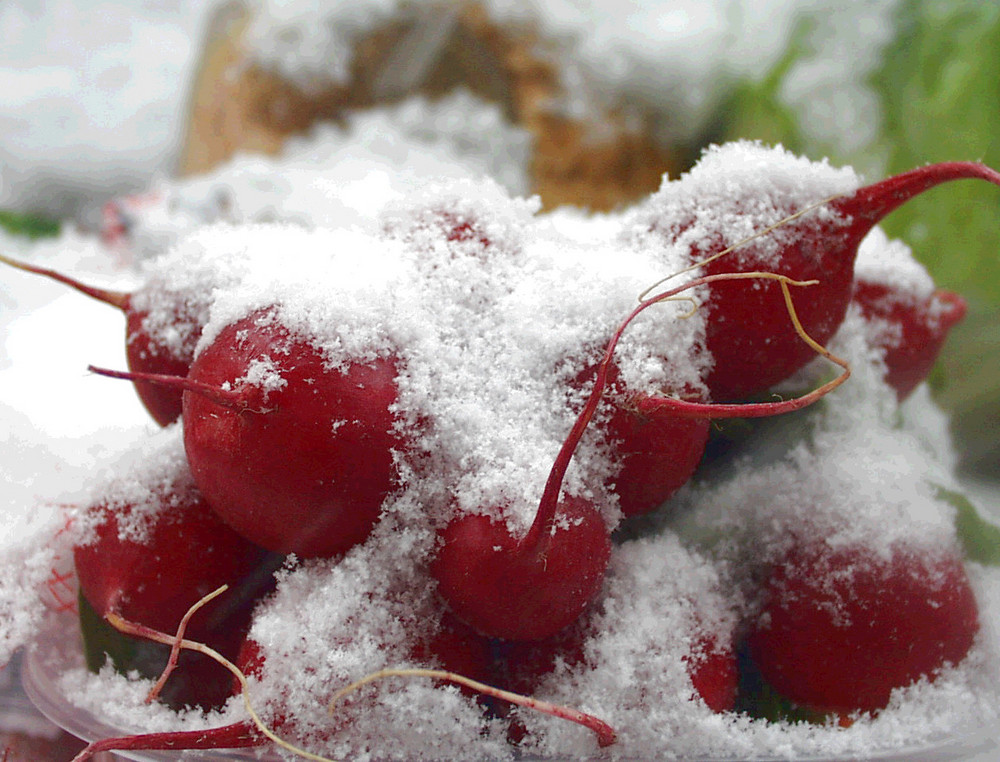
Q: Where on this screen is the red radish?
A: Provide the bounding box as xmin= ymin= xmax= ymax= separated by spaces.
xmin=433 ymin=494 xmax=611 ymax=642
xmin=853 ymin=281 xmax=967 ymax=400
xmin=91 ymin=307 xmax=405 ymax=558
xmin=494 ymin=626 xmax=589 ymax=699
xmin=73 ymin=485 xmax=276 ymax=709
xmin=604 ymin=391 xmax=710 ymax=517
xmin=432 ymin=271 xmax=847 ymax=643
xmin=569 ymin=359 xmax=709 ymax=517
xmin=414 ymin=612 xmax=498 ymax=693
xmin=74 ymin=493 xmax=270 ymax=641
xmin=73 ymin=500 xmax=265 ymax=639
xmin=647 ymin=159 xmax=1000 ymax=401
xmin=0 ymin=252 xmax=198 ymax=425
xmin=686 ymin=635 xmax=738 ymax=713
xmin=747 ymin=540 xmax=980 ymax=714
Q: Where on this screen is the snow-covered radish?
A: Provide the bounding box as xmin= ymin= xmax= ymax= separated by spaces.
xmin=432 ymin=270 xmax=846 ymax=642
xmin=0 ymin=252 xmax=200 ymax=425
xmin=92 ymin=307 xmax=406 ymax=557
xmin=853 ymin=281 xmax=967 ymax=400
xmin=634 ymin=144 xmax=1000 ymax=401
xmin=746 ymin=540 xmax=980 ymax=715
xmin=72 ymin=454 xmax=275 ymax=709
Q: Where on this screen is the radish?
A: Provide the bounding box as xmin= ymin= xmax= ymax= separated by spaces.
xmin=603 ymin=389 xmax=710 ymax=517
xmin=746 ymin=540 xmax=980 ymax=715
xmin=853 ymin=281 xmax=967 ymax=400
xmin=91 ymin=307 xmax=405 ymax=557
xmin=686 ymin=635 xmax=738 ymax=713
xmin=0 ymin=252 xmax=200 ymax=425
xmin=432 ymin=270 xmax=848 ymax=642
xmin=567 ymin=358 xmax=709 ymax=517
xmin=638 ymin=147 xmax=1000 ymax=401
xmin=74 ymin=494 xmax=271 ymax=642
xmin=432 ymin=494 xmax=611 ymax=642
xmin=73 ymin=480 xmax=277 ymax=710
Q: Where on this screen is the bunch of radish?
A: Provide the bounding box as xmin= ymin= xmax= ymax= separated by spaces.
xmin=6 ymin=143 xmax=1000 ymax=761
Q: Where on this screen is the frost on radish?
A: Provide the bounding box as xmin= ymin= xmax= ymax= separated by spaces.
xmin=629 ymin=143 xmax=1000 ymax=402
xmin=746 ymin=540 xmax=979 ymax=715
xmin=852 ymin=229 xmax=968 ymax=400
xmin=508 ymin=535 xmax=739 ymax=757
xmin=181 ymin=307 xmax=405 ymax=558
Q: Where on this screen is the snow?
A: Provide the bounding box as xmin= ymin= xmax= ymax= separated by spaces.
xmin=1 ymin=2 xmax=998 ymax=760
xmin=4 ymin=130 xmax=999 ymax=760
xmin=0 ymin=0 xmax=222 ymax=218
xmin=245 ymin=0 xmax=898 ymax=147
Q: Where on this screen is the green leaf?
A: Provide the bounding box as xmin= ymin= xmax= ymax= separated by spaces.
xmin=735 ymin=640 xmax=838 ymax=725
xmin=868 ymin=1 xmax=1000 ymax=307
xmin=78 ymin=589 xmax=163 ymax=677
xmin=933 ymin=485 xmax=1000 ymax=565
xmin=0 ymin=209 xmax=60 ymax=239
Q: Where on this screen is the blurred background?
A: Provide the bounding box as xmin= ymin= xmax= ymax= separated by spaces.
xmin=1 ymin=0 xmax=997 ymax=482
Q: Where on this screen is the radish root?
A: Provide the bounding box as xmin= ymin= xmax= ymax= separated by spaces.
xmin=638 ymin=192 xmax=847 ymax=301
xmin=103 ymin=590 xmax=337 ymax=762
xmin=330 ymin=667 xmax=617 ymax=748
xmin=144 ymin=584 xmax=228 ymax=704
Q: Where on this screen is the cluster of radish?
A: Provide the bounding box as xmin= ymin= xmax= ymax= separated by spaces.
xmin=7 ymin=142 xmax=999 ymax=760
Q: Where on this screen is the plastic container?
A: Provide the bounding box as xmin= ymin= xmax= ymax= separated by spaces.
xmin=21 ymin=609 xmax=1000 ymax=762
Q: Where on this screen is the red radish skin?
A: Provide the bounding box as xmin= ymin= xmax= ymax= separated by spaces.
xmin=0 ymin=253 xmax=196 ymax=425
xmin=93 ymin=308 xmax=405 ymax=557
xmin=604 ymin=395 xmax=710 ymax=517
xmin=433 ymin=495 xmax=611 ymax=642
xmin=182 ymin=310 xmax=403 ymax=557
xmin=654 ymin=161 xmax=1000 ymax=401
xmin=73 ymin=495 xmax=269 ymax=640
xmin=747 ymin=542 xmax=980 ymax=715
xmin=570 ymin=360 xmax=709 ymax=517
xmin=853 ymin=282 xmax=967 ymax=400
xmin=73 ymin=491 xmax=274 ymax=709
xmin=686 ymin=635 xmax=738 ymax=713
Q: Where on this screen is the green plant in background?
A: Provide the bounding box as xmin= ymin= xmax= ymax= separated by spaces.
xmin=872 ymin=0 xmax=1000 ymax=303
xmin=720 ymin=0 xmax=1000 ymax=479
xmin=871 ymin=1 xmax=1000 ymax=477
xmin=0 ymin=209 xmax=60 ymax=239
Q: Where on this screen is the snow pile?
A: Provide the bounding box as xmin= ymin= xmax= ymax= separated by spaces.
xmin=2 ymin=137 xmax=998 ymax=761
